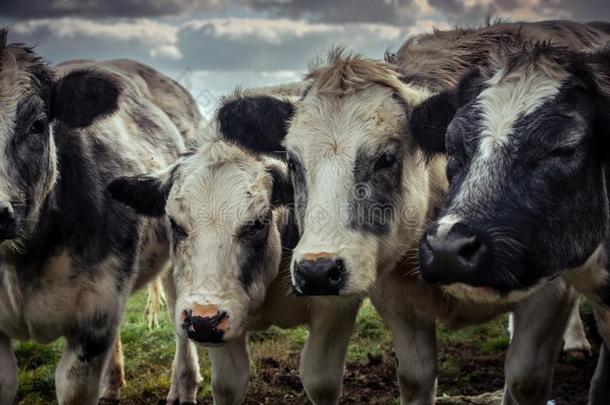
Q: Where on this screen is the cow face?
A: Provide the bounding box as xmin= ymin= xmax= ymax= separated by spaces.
xmin=0 ymin=31 xmax=120 ymax=252
xmin=108 ymin=140 xmax=292 ymax=344
xmin=219 ymin=52 xmax=432 ymax=297
xmin=411 ymin=43 xmax=610 ymax=303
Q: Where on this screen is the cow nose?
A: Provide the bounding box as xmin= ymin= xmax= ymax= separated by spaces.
xmin=0 ymin=202 xmax=16 ymax=240
xmin=181 ymin=304 xmax=229 ymax=344
xmin=293 ymin=253 xmax=346 ymax=296
xmin=419 ymin=223 xmax=490 ymax=285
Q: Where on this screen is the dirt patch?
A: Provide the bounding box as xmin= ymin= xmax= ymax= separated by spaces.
xmin=192 ymin=339 xmax=597 ymax=404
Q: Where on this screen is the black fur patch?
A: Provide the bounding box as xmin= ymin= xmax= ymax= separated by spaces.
xmin=51 ymin=69 xmax=120 ymax=128
xmin=349 ymin=142 xmax=403 ymax=236
xmin=287 ymin=153 xmax=307 ymax=234
xmin=69 ymin=312 xmax=115 ymax=362
xmin=107 ymin=175 xmax=172 ymax=217
xmin=217 ymin=95 xmax=294 ymax=155
xmin=236 ymin=211 xmax=271 ymax=291
xmin=267 ymin=166 xmax=294 ymax=207
xmin=410 ymin=90 xmax=456 ymax=156
xmin=13 ymin=121 xmax=140 ymax=291
xmin=410 ymin=69 xmax=485 ymax=158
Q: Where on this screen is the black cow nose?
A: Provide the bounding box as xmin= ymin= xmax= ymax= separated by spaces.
xmin=181 ymin=305 xmax=229 ymax=344
xmin=293 ymin=254 xmax=346 ymax=296
xmin=419 ymin=223 xmax=490 ymax=285
xmin=0 ymin=202 xmax=16 ymax=240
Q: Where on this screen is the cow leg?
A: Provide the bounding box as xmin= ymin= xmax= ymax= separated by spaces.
xmin=207 ymin=335 xmax=250 ymax=405
xmin=0 ymin=334 xmax=17 ymax=405
xmin=370 ymin=289 xmax=436 ymax=405
xmin=563 ymin=297 xmax=592 ymax=358
xmin=99 ymin=336 xmax=126 ymax=404
xmin=164 ymin=272 xmax=201 ymax=405
xmin=502 ymin=281 xmax=574 ymax=405
xmin=589 ymin=305 xmax=610 ymax=405
xmin=300 ymin=302 xmax=360 ymax=405
xmin=56 ymin=317 xmax=120 ymax=405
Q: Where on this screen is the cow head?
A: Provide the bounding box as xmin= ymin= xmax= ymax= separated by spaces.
xmin=108 ymin=139 xmax=293 ymax=344
xmin=0 ymin=30 xmax=120 ymax=252
xmin=411 ymin=42 xmax=610 ymax=303
xmin=219 ymin=51 xmax=436 ymax=297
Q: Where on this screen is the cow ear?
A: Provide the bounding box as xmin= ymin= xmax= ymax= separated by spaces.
xmin=409 ymin=69 xmax=485 ymax=157
xmin=218 ymin=95 xmax=294 ymax=155
xmin=107 ymin=174 xmax=173 ymax=217
xmin=409 ymin=90 xmax=457 ymax=156
xmin=51 ymin=69 xmax=120 ymax=128
xmin=266 ymin=164 xmax=294 ymax=207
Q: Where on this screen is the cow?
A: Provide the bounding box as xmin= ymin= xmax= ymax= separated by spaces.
xmin=216 ymin=20 xmax=610 ymax=404
xmin=0 ymin=30 xmax=203 ymax=405
xmin=108 ymin=117 xmax=361 ymax=404
xmin=409 ymin=40 xmax=610 ymax=404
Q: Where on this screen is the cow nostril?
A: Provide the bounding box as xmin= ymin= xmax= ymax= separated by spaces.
xmin=458 ymin=237 xmax=482 ymax=263
xmin=327 ymin=260 xmax=344 ymax=285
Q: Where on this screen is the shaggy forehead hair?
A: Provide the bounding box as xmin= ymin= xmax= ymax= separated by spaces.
xmin=392 ymin=19 xmax=607 ymax=92
xmin=305 ymin=48 xmax=425 ymax=104
xmin=491 ymin=41 xmax=610 ymax=92
xmin=306 ymin=49 xmax=401 ymax=96
xmin=0 ymin=28 xmax=52 ymax=96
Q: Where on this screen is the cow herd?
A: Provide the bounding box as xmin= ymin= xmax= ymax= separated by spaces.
xmin=1 ymin=18 xmax=610 ymax=405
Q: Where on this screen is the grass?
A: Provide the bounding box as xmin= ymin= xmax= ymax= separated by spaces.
xmin=14 ymin=292 xmax=514 ymax=404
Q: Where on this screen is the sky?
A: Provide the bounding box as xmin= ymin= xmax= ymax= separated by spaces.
xmin=2 ymin=0 xmax=609 ymax=115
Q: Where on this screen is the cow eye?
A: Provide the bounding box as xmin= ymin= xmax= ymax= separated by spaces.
xmin=548 ymin=146 xmax=576 ymax=160
xmin=30 ymin=118 xmax=47 ymax=134
xmin=446 ymin=155 xmax=463 ymax=181
xmin=242 ymin=215 xmax=270 ymax=238
xmin=374 ymin=152 xmax=398 ymax=171
xmin=287 ymin=156 xmax=297 ymax=173
xmin=169 ymin=218 xmax=188 ymax=241
xmin=249 ymin=217 xmax=268 ymax=232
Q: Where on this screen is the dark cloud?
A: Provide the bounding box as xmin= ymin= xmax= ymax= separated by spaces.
xmin=536 ymin=0 xmax=610 ymax=22
xmin=1 ymin=0 xmax=212 ymax=18
xmin=8 ymin=17 xmax=408 ymax=71
xmin=427 ymin=0 xmax=464 ymax=15
xmin=170 ymin=19 xmax=408 ymax=70
xmin=245 ymin=0 xmax=417 ymax=25
xmin=1 ymin=0 xmax=420 ymax=25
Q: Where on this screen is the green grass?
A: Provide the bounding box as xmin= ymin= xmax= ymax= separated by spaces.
xmin=14 ymin=293 xmax=510 ymax=404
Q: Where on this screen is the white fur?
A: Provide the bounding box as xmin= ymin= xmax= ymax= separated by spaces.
xmin=478 ymin=69 xmax=565 ymax=159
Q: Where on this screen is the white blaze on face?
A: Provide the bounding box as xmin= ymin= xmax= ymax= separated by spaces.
xmin=167 ymin=142 xmax=282 ymax=339
xmin=284 ymin=84 xmax=427 ymax=295
xmin=435 ymin=213 xmax=461 ymax=239
xmin=0 ymin=69 xmax=23 ymax=201
xmin=448 ymin=67 xmax=566 ymax=215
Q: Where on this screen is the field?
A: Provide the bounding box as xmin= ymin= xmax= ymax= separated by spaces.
xmin=15 ymin=293 xmax=599 ymax=404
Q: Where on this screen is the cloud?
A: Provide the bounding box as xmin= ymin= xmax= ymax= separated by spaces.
xmin=1 ymin=0 xmax=422 ymax=25
xmin=10 ymin=18 xmax=182 ymax=65
xmin=1 ymin=0 xmax=221 ymax=19
xmin=244 ymin=0 xmax=419 ymax=25
xmin=8 ymin=17 xmax=411 ymax=71
xmin=177 ymin=18 xmax=408 ymax=70
xmin=535 ymin=0 xmax=610 ymax=21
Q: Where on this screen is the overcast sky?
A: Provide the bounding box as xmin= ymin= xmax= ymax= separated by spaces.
xmin=2 ymin=0 xmax=609 ymax=114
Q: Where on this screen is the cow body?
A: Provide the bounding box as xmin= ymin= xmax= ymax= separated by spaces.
xmin=218 ymin=20 xmax=610 ymax=404
xmin=0 ymin=31 xmax=202 ymax=405
xmin=410 ymin=38 xmax=610 ymax=403
xmin=109 ymin=124 xmax=360 ymax=404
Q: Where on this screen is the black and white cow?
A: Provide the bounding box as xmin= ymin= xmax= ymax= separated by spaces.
xmin=108 ymin=120 xmax=361 ymax=404
xmin=410 ymin=41 xmax=610 ymax=403
xmin=0 ymin=31 xmax=202 ymax=404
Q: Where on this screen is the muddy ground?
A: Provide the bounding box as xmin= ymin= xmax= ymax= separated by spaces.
xmin=194 ymin=324 xmax=599 ymax=405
